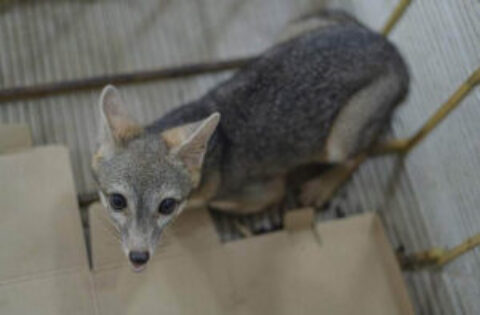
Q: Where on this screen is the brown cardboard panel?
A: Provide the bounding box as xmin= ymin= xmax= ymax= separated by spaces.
xmin=225 ymin=213 xmax=414 ymax=315
xmin=91 ymin=203 xmax=233 ymax=314
xmin=0 ymin=146 xmax=88 ymax=282
xmin=92 ymin=249 xmax=233 ymax=315
xmin=89 ymin=203 xmax=221 ymax=269
xmin=371 ymin=215 xmax=415 ymax=313
xmin=0 ymin=124 xmax=32 ymax=153
xmin=283 ymin=207 xmax=315 ymax=231
xmin=91 ymin=203 xmax=413 ymax=315
xmin=0 ymin=270 xmax=96 ymax=315
xmin=89 ymin=204 xmax=125 ymax=269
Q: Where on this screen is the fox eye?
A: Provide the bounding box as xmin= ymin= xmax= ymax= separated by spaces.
xmin=109 ymin=193 xmax=127 ymax=211
xmin=158 ymin=198 xmax=177 ymax=215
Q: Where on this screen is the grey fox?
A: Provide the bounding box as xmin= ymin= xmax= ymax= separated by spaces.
xmin=91 ymin=10 xmax=409 ymax=270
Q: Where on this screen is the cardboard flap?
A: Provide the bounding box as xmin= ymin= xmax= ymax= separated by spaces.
xmin=283 ymin=207 xmax=315 ymax=231
xmin=90 ymin=203 xmax=232 ymax=314
xmin=0 ymin=124 xmax=32 ymax=153
xmin=92 ymin=249 xmax=233 ymax=315
xmin=223 ymin=213 xmax=413 ymax=315
xmin=0 ymin=146 xmax=94 ymax=314
xmin=0 ymin=146 xmax=88 ymax=282
xmin=90 ymin=206 xmax=413 ymax=315
xmin=0 ymin=270 xmax=96 ymax=315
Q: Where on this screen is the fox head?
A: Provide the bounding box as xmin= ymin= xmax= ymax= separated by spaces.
xmin=91 ymin=85 xmax=220 ymax=271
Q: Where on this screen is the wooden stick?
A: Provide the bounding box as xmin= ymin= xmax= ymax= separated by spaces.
xmin=402 ymin=68 xmax=480 ymax=152
xmin=0 ymin=57 xmax=256 ymax=103
xmin=373 ymin=67 xmax=480 ymax=155
xmin=398 ymin=232 xmax=480 ymax=270
xmin=381 ymin=0 xmax=412 ymax=35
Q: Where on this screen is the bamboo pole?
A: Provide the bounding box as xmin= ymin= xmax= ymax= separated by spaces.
xmin=398 ymin=232 xmax=480 ymax=270
xmin=381 ymin=0 xmax=412 ymax=35
xmin=0 ymin=57 xmax=255 ymax=103
xmin=374 ymin=67 xmax=480 ymax=155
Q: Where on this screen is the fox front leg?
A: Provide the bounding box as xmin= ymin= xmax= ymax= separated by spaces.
xmin=299 ymin=155 xmax=365 ymax=208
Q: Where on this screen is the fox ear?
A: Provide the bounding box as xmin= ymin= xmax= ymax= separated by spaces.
xmin=162 ymin=112 xmax=221 ymax=185
xmin=98 ymin=85 xmax=142 ymax=148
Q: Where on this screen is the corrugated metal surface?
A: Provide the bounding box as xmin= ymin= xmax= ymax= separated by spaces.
xmin=1 ymin=0 xmax=480 ymax=314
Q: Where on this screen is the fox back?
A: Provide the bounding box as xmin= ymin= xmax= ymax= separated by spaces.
xmin=149 ymin=18 xmax=408 ymax=192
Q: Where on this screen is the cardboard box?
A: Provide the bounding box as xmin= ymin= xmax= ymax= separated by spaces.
xmin=0 ymin=146 xmax=95 ymax=314
xmin=89 ymin=204 xmax=414 ymax=315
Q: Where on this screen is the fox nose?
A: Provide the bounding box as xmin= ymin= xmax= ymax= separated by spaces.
xmin=129 ymin=251 xmax=150 ymax=265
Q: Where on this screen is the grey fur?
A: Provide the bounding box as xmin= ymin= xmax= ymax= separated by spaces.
xmin=148 ymin=11 xmax=408 ymax=193
xmin=92 ymin=10 xmax=409 ymax=267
